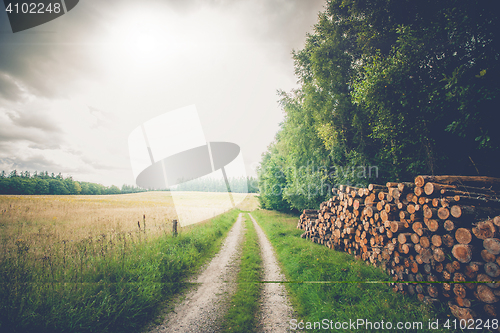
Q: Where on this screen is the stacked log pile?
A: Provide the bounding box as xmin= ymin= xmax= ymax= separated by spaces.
xmin=298 ymin=175 xmax=500 ymax=322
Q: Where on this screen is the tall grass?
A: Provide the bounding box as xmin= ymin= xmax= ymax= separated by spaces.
xmin=0 ymin=195 xmax=241 ymax=333
xmin=251 ymin=210 xmax=452 ymax=333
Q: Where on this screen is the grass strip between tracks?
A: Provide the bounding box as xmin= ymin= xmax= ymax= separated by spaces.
xmin=0 ymin=209 xmax=240 ymax=333
xmin=251 ymin=210 xmax=452 ymax=333
xmin=221 ymin=213 xmax=262 ymax=333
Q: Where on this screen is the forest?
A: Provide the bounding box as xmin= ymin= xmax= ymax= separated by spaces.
xmin=0 ymin=170 xmax=146 ymax=195
xmin=257 ymin=0 xmax=499 ymax=213
xmin=0 ymin=170 xmax=258 ymax=195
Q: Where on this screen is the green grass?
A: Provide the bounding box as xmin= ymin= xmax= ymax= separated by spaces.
xmin=251 ymin=210 xmax=452 ymax=333
xmin=221 ymin=213 xmax=262 ymax=333
xmin=0 ymin=209 xmax=240 ymax=333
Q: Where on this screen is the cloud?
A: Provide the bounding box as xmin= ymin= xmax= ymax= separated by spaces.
xmin=6 ymin=109 xmax=62 ymax=132
xmin=0 ymin=3 xmax=107 ymax=101
xmin=0 ymin=71 xmax=25 ymax=101
xmin=0 ymin=154 xmax=63 ymax=173
xmin=0 ymin=0 xmax=324 ymax=102
xmin=0 ymin=120 xmax=60 ymax=147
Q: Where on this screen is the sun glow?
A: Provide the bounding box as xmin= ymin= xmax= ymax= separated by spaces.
xmin=96 ymin=7 xmax=188 ymax=71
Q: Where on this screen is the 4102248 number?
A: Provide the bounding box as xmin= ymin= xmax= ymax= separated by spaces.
xmin=444 ymin=318 xmax=499 ymax=330
xmin=5 ymin=2 xmax=62 ymax=14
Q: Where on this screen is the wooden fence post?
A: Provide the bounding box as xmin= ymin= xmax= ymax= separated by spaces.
xmin=172 ymin=219 xmax=178 ymax=237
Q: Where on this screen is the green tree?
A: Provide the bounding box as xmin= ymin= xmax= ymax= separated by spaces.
xmin=258 ymin=0 xmax=499 ymax=212
xmin=49 ymin=179 xmax=69 ymax=195
xmin=35 ymin=179 xmax=50 ymax=195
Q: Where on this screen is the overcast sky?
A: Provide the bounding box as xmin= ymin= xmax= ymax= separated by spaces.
xmin=0 ymin=0 xmax=325 ymax=187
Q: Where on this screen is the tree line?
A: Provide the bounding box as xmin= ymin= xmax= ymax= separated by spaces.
xmin=258 ymin=0 xmax=499 ymax=213
xmin=0 ymin=170 xmax=145 ymax=195
xmin=170 ymin=176 xmax=258 ymax=193
xmin=0 ymin=170 xmax=258 ymax=195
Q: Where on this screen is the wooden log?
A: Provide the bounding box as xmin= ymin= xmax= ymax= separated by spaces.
xmin=398 ymin=182 xmax=415 ymax=192
xmin=442 ymin=195 xmax=500 ymax=208
xmin=424 ymin=182 xmax=456 ymax=196
xmin=433 ymin=247 xmax=446 ymax=262
xmin=415 ymin=175 xmax=500 ymax=191
xmin=455 ymin=296 xmax=472 ymax=308
xmin=481 ymin=249 xmax=497 ymax=262
xmin=425 ymin=219 xmax=439 ymax=232
xmin=427 ymin=285 xmax=439 ymax=299
xmin=368 ymin=184 xmax=386 ymax=191
xmin=464 ymin=262 xmax=484 ymax=279
xmin=455 ymin=228 xmax=473 ymax=244
xmin=476 ymin=285 xmax=499 ymax=304
xmin=454 ymin=272 xmax=466 ymax=282
xmin=420 ymin=248 xmax=433 ymax=264
xmin=448 ymin=303 xmax=476 ymax=321
xmin=472 ymin=220 xmax=497 ymax=240
xmin=484 ymin=304 xmax=497 ymax=317
xmin=438 ymin=207 xmax=450 ymax=220
xmin=452 ymin=244 xmax=473 ymax=263
xmin=477 ymin=274 xmax=500 ymax=289
xmin=451 ymin=205 xmax=500 ymax=219
xmin=399 ymin=210 xmax=410 ymax=220
xmin=453 ymin=284 xmax=467 ymax=299
xmin=432 ymin=198 xmax=440 ymax=207
xmin=418 ymin=197 xmax=428 ymax=205
xmin=414 ymin=187 xmax=424 ymax=197
xmin=401 ymin=243 xmax=414 ymax=254
xmin=411 ymin=233 xmax=420 ymax=244
xmin=443 ymin=220 xmax=455 ymax=232
xmin=420 ymin=236 xmax=431 ymax=248
xmin=412 ymin=221 xmax=423 ymax=234
xmin=440 ymin=188 xmax=497 ymax=198
xmin=391 ymin=188 xmax=401 ymax=200
xmin=407 ymin=204 xmax=416 ymax=214
xmin=423 ymin=206 xmax=438 ymax=219
xmin=431 ymin=234 xmax=442 ymax=247
xmin=442 ymin=234 xmax=455 ymax=248
xmin=485 ymin=262 xmax=500 ymax=278
xmin=364 ymin=193 xmax=376 ymax=206
xmin=483 ymin=238 xmax=500 ymax=255
xmin=390 ymin=221 xmax=408 ymax=233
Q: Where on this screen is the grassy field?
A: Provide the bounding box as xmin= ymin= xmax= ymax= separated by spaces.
xmin=251 ymin=210 xmax=452 ymax=333
xmin=170 ymin=192 xmax=257 ymax=226
xmin=0 ymin=192 xmax=257 ymax=333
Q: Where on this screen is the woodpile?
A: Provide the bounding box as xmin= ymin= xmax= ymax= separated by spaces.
xmin=298 ymin=175 xmax=500 ymax=322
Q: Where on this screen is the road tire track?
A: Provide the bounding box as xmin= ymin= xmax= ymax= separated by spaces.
xmin=249 ymin=213 xmax=293 ymax=332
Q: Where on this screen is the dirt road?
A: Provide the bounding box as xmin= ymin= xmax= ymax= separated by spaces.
xmin=147 ymin=212 xmax=292 ymax=332
xmin=249 ymin=213 xmax=293 ymax=332
xmin=148 ymin=213 xmax=245 ymax=333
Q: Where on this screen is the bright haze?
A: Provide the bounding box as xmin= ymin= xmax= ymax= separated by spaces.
xmin=0 ymin=0 xmax=324 ymax=187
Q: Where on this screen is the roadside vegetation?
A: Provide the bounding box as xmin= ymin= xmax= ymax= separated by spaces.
xmin=221 ymin=214 xmax=262 ymax=333
xmin=0 ymin=195 xmax=240 ymax=333
xmin=251 ymin=210 xmax=452 ymax=332
xmin=258 ymin=0 xmax=499 ymax=212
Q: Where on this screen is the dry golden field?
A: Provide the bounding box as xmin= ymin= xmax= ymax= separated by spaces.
xmin=0 ymin=192 xmax=258 ymax=332
xmin=0 ymin=191 xmax=258 ymax=253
